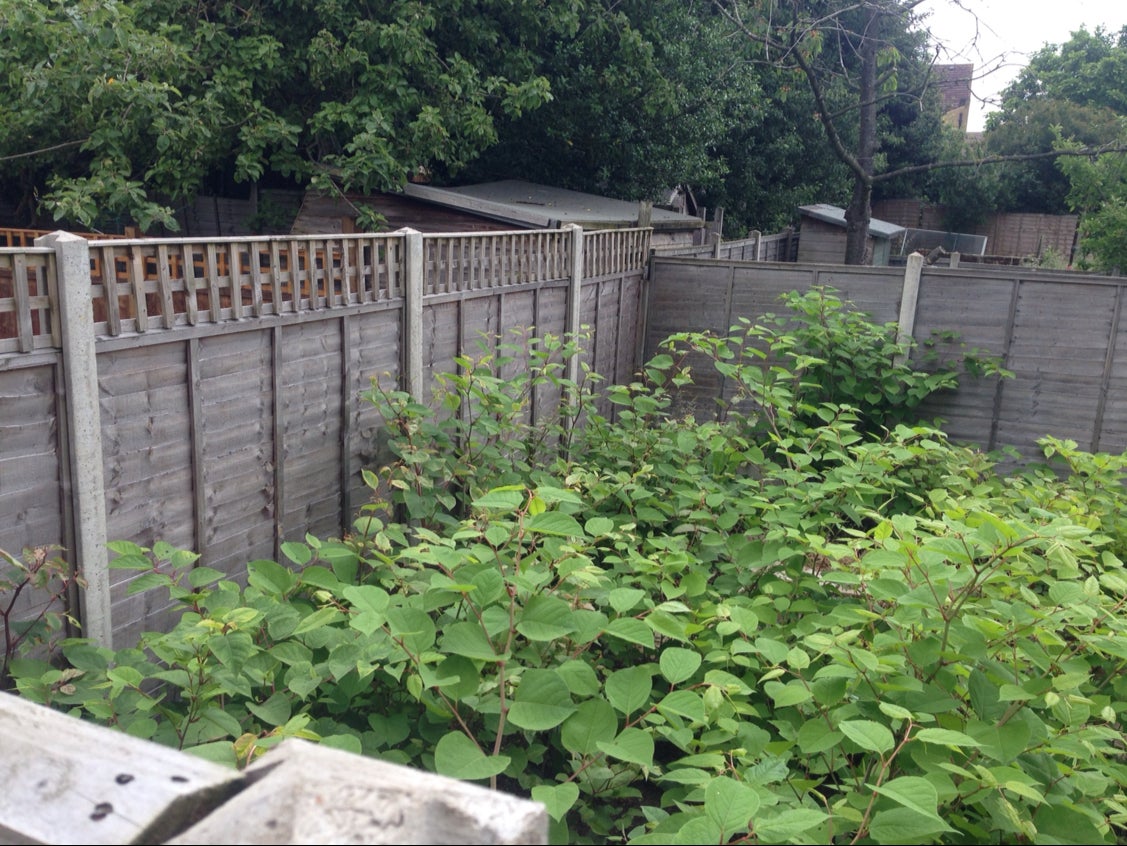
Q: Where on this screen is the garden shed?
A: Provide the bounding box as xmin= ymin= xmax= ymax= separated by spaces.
xmin=796 ymin=203 xmax=905 ymax=266
xmin=292 ymin=179 xmax=707 ymax=248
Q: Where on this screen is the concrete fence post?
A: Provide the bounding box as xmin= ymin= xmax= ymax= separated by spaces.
xmin=34 ymin=231 xmax=112 ymax=649
xmin=0 ymin=694 xmax=548 ymax=844
xmin=894 ymin=252 xmax=924 ymax=367
xmin=398 ymin=228 xmax=425 ymax=400
xmin=710 ymin=231 xmax=722 ymax=259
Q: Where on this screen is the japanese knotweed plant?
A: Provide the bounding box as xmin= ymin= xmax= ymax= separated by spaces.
xmin=659 ymin=286 xmax=1010 ymax=439
xmin=360 ymin=327 xmax=598 ymax=528
xmin=1 ymin=544 xmax=83 ymax=690
xmin=11 ymin=304 xmax=1127 ymax=845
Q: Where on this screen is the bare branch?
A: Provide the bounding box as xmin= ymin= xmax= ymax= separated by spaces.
xmin=875 ymin=144 xmax=1127 ymax=184
xmin=0 ymin=139 xmax=89 ymax=163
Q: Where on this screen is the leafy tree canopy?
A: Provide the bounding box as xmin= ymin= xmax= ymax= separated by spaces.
xmin=983 ymin=26 xmax=1127 ymax=215
xmin=0 ymin=0 xmax=563 ymax=230
xmin=1 ymin=0 xmax=955 ymax=241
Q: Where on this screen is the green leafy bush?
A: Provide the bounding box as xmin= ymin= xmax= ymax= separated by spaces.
xmin=10 ymin=291 xmax=1127 ymax=845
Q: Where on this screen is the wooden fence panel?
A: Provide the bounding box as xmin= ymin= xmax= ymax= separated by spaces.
xmin=0 ymin=361 xmax=67 ymax=631
xmin=196 ymin=330 xmax=277 ymax=580
xmin=1 ymin=228 xmax=647 ymax=646
xmin=1097 ymin=295 xmax=1127 ymax=452
xmin=993 ymin=281 xmax=1118 ymax=455
xmin=278 ymin=321 xmax=344 ymax=544
xmin=346 ymin=309 xmax=403 ymax=520
xmin=98 ymin=342 xmax=195 ymax=647
xmin=912 ymin=272 xmax=1018 ymax=448
xmin=647 ymin=255 xmax=1127 ymax=465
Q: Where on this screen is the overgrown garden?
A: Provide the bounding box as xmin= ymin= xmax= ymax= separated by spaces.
xmin=6 ymin=289 xmax=1127 ymax=844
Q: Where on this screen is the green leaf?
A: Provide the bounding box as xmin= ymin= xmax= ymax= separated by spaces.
xmin=441 ymin=621 xmax=502 ymax=661
xmin=508 ymin=669 xmax=576 ymax=730
xmin=914 ymin=727 xmax=982 ymax=748
xmin=433 ymin=732 xmax=510 ymax=781
xmin=561 ymin=698 xmax=618 ymax=755
xmin=280 ymin=542 xmax=312 ymax=566
xmin=609 ymin=587 xmax=647 ymax=613
xmin=657 ymin=689 xmax=706 ymax=723
xmin=472 ymin=488 xmax=525 ymax=510
xmin=426 ymin=655 xmax=480 ymax=701
xmin=125 ymin=572 xmax=172 ymax=595
xmin=526 ymin=511 xmax=586 ymax=537
xmin=246 ymin=693 xmax=291 ymax=728
xmin=291 ymin=606 xmax=343 ymax=636
xmin=584 ymin=516 xmax=615 ymax=536
xmin=248 ymin=558 xmax=297 ymax=596
xmin=385 ymin=606 xmax=436 ymax=655
xmin=297 ymin=566 xmax=342 ymax=591
xmin=1033 ymin=804 xmax=1112 ymax=844
xmin=597 ymin=727 xmax=654 ymax=768
xmin=753 ymin=808 xmax=829 ymax=840
xmin=186 ymin=567 xmax=225 ymax=588
xmin=840 ymin=720 xmax=895 ymax=754
xmin=557 ymin=660 xmax=602 ymax=697
xmin=516 ymin=594 xmax=577 ymax=641
xmin=764 ymin=680 xmax=813 ymax=708
xmin=184 ymin=742 xmax=237 ymax=767
xmin=797 ymin=720 xmax=844 ymax=755
xmin=604 ymin=616 xmax=655 ymax=648
xmin=704 ymin=777 xmax=760 ymax=839
xmin=754 ymin=637 xmax=790 ymax=664
xmin=320 ymin=734 xmax=363 ymax=755
xmin=605 ymin=666 xmax=653 ymax=717
xmin=531 ymin=782 xmax=580 ymax=823
xmin=869 ymin=776 xmax=950 ymax=824
xmin=342 ymin=584 xmax=390 ymax=615
xmin=659 ymin=647 xmax=702 ymax=685
xmin=194 ymin=707 xmax=244 ymax=741
xmin=868 ymin=807 xmax=954 ymax=844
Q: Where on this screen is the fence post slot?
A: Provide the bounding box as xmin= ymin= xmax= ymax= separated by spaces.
xmin=398 ymin=228 xmax=424 ymax=400
xmin=35 ymin=231 xmax=112 ymax=649
xmin=564 ymin=224 xmax=584 ymax=420
xmin=894 ymin=252 xmax=924 ymax=367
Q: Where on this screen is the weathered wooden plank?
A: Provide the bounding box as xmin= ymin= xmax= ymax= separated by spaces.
xmin=104 ymin=485 xmax=194 ymax=540
xmin=0 ymin=446 xmax=60 ymax=497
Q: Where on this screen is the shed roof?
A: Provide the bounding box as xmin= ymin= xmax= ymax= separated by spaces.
xmin=402 ymin=180 xmax=704 ymax=230
xmin=798 ymin=204 xmax=905 ymax=240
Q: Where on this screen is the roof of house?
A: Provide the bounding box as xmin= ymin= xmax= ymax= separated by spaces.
xmin=402 ymin=180 xmax=704 ymax=230
xmin=798 ymin=204 xmax=905 ymax=240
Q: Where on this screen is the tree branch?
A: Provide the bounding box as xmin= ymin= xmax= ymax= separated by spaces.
xmin=874 ymin=144 xmax=1127 ymax=184
xmin=0 ymin=139 xmax=90 ymax=162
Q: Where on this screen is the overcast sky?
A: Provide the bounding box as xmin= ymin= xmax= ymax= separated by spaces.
xmin=917 ymin=0 xmax=1127 ymax=130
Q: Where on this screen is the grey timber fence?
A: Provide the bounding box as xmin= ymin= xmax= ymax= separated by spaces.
xmin=650 ymin=228 xmax=797 ymax=262
xmin=0 ymin=225 xmax=649 ymax=649
xmin=645 ymin=254 xmax=1127 ymax=464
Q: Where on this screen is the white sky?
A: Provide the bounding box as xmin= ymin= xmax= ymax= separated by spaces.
xmin=917 ymin=0 xmax=1127 ymax=130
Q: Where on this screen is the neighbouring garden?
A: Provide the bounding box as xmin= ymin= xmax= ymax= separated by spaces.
xmin=5 ymin=289 xmax=1127 ymax=844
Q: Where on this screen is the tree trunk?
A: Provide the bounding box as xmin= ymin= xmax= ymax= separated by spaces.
xmin=843 ymin=5 xmax=881 ymax=265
